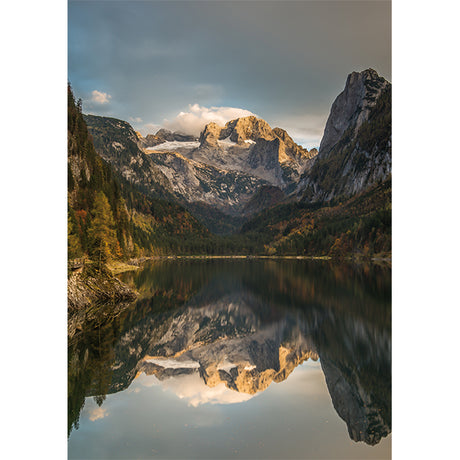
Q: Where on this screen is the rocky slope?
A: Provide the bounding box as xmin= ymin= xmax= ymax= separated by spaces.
xmin=137 ymin=128 xmax=197 ymax=148
xmin=83 ymin=115 xmax=175 ymax=200
xmin=144 ymin=116 xmax=318 ymax=218
xmin=84 ymin=115 xmax=318 ymax=229
xmin=82 ymin=68 xmax=390 ymax=238
xmin=190 ymin=116 xmax=317 ymax=190
xmin=296 ymin=68 xmax=391 ymax=202
xmin=142 ymin=149 xmax=269 ymax=215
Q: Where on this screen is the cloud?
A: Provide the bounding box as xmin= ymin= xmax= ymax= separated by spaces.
xmin=90 ymin=90 xmax=112 ymax=105
xmin=88 ymin=406 xmax=109 ymax=422
xmin=158 ymin=373 xmax=255 ymax=407
xmin=129 ymin=116 xmax=143 ymax=123
xmin=134 ymin=371 xmax=254 ymax=407
xmin=69 ymin=1 xmax=390 ymax=145
xmin=163 ymin=104 xmax=257 ymax=136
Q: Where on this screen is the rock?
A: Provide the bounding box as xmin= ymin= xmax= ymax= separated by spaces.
xmin=83 ymin=114 xmax=177 ymax=200
xmin=140 ymin=128 xmax=198 ymax=148
xmin=319 ymin=68 xmax=390 ymax=157
xmin=85 ymin=114 xmax=317 ymax=227
xmin=67 ymin=263 xmax=137 ymax=339
xmin=321 ymin=358 xmax=391 ymax=445
xmin=296 ymin=68 xmax=391 ymax=202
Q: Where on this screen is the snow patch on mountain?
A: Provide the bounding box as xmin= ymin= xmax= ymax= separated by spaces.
xmin=144 ymin=357 xmax=201 ymax=369
xmin=217 ymin=136 xmax=237 ymax=149
xmin=145 ymin=140 xmax=200 ymax=152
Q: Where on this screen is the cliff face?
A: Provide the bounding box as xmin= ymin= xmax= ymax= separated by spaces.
xmin=321 ymin=358 xmax=391 ymax=445
xmin=297 ymin=69 xmax=391 ymax=202
xmin=319 ymin=69 xmax=389 ymax=156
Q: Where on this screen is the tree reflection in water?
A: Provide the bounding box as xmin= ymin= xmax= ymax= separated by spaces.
xmin=68 ymin=259 xmax=391 ymax=445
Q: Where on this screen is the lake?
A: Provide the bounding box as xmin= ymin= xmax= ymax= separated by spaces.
xmin=68 ymin=258 xmax=391 ymax=459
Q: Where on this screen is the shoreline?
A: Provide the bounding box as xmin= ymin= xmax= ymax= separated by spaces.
xmin=69 ymin=253 xmax=391 ymax=279
xmin=126 ymin=254 xmax=391 ymax=265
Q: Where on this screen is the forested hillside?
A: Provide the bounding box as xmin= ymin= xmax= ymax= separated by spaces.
xmin=68 ymin=68 xmax=391 ymax=261
xmin=67 ymin=85 xmax=212 ymax=261
xmin=241 ymin=178 xmax=391 ymax=258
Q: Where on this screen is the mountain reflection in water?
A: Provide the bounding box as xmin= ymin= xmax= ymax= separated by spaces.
xmin=68 ymin=259 xmax=391 ymax=451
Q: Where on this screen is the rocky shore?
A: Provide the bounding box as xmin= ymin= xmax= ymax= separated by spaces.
xmin=68 ymin=262 xmax=137 ymax=339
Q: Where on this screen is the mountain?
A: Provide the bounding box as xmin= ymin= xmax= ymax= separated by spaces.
xmin=84 ymin=115 xmax=317 ymax=232
xmin=83 ymin=114 xmax=175 ymax=200
xmin=239 ymin=69 xmax=391 ymax=257
xmin=241 ymin=177 xmax=391 ymax=257
xmin=81 ymin=68 xmax=391 ymax=256
xmin=192 ymin=116 xmax=317 ymax=190
xmin=296 ymin=68 xmax=391 ymax=202
xmin=137 ymin=128 xmax=197 ymax=148
xmin=68 ymin=86 xmax=212 ymax=261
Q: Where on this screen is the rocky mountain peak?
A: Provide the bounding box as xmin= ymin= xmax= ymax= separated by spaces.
xmin=198 ymin=116 xmax=315 ymax=161
xmin=272 ymin=127 xmax=293 ymax=144
xmin=199 ymin=116 xmax=275 ymax=147
xmin=272 ymin=127 xmax=317 ymax=161
xmin=347 ymin=68 xmax=381 ymax=87
xmin=223 ymin=116 xmax=274 ymax=143
xmin=198 ymin=122 xmax=223 ymax=146
xmin=319 ymin=68 xmax=390 ymax=157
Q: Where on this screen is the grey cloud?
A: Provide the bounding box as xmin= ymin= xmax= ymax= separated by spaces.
xmin=69 ymin=0 xmax=391 ymax=146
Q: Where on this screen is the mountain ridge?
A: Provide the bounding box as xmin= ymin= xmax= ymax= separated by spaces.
xmin=84 ymin=113 xmax=318 ymax=231
xmin=79 ymin=68 xmax=391 ymax=256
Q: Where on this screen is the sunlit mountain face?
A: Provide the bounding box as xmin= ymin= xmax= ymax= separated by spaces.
xmin=68 ymin=259 xmax=391 ymax=455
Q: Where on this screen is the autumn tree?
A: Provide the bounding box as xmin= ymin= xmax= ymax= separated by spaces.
xmin=88 ymin=192 xmax=119 ymax=266
xmin=68 ymin=214 xmax=82 ymax=259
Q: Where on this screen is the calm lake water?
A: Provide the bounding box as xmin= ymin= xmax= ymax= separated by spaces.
xmin=68 ymin=259 xmax=391 ymax=459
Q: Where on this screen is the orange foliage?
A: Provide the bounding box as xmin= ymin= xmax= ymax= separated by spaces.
xmin=75 ymin=209 xmax=87 ymax=223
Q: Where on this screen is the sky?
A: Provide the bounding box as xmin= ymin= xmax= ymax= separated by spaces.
xmin=68 ymin=0 xmax=391 ymax=149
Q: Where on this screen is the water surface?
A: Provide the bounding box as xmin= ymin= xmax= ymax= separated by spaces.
xmin=68 ymin=259 xmax=391 ymax=459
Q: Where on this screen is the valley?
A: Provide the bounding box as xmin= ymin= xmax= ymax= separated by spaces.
xmin=65 ymin=3 xmax=393 ymax=458
xmin=69 ymin=68 xmax=391 ymax=262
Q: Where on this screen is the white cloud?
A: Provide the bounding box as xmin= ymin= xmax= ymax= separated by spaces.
xmin=129 ymin=116 xmax=143 ymax=123
xmin=134 ymin=371 xmax=255 ymax=407
xmin=163 ymin=104 xmax=257 ymax=136
xmin=160 ymin=373 xmax=255 ymax=407
xmin=88 ymin=406 xmax=109 ymax=422
xmin=90 ymin=90 xmax=112 ymax=105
